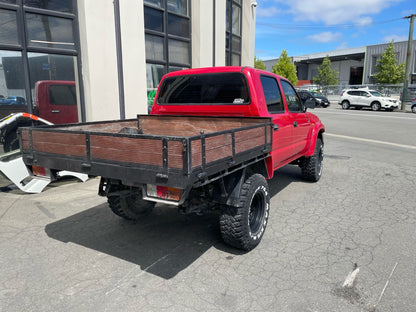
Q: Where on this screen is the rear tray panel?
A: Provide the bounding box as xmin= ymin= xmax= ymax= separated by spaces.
xmin=20 ymin=115 xmax=273 ymax=188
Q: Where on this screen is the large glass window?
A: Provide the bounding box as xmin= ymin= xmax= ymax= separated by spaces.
xmin=23 ymin=0 xmax=73 ymax=13
xmin=167 ymin=0 xmax=187 ymax=15
xmin=144 ymin=0 xmax=190 ymax=110
xmin=27 ymin=52 xmax=78 ymax=123
xmin=145 ymin=35 xmax=165 ymax=61
xmin=26 ymin=14 xmax=75 ymax=50
xmin=0 ymin=50 xmax=26 ymax=110
xmin=168 ymin=39 xmax=189 ymax=64
xmin=226 ymin=0 xmax=242 ymax=66
xmin=0 ymin=1 xmax=82 ymax=124
xmin=144 ymin=6 xmax=163 ymax=32
xmin=0 ymin=9 xmax=19 ymax=45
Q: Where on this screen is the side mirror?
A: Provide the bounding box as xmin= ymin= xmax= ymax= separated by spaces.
xmin=304 ymin=98 xmax=316 ymax=110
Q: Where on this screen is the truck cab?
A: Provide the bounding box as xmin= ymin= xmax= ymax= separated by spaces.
xmin=151 ymin=66 xmax=324 ymax=179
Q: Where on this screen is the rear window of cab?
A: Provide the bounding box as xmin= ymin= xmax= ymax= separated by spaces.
xmin=157 ymin=72 xmax=250 ymax=105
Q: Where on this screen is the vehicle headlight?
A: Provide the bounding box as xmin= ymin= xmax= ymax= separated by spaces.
xmin=316 ymin=98 xmax=322 ymax=103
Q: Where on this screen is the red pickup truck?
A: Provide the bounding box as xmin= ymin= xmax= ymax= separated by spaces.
xmin=1 ymin=81 xmax=77 ymax=152
xmin=20 ymin=67 xmax=325 ymax=251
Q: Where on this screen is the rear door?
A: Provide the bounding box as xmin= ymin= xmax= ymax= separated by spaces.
xmin=259 ymin=75 xmax=293 ymax=168
xmin=359 ymin=90 xmax=371 ymax=107
xmin=280 ymin=80 xmax=311 ymax=156
xmin=348 ymin=90 xmax=361 ymax=106
xmin=38 ymin=81 xmax=78 ymax=124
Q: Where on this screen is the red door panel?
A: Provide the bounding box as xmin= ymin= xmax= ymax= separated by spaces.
xmin=35 ymin=81 xmax=78 ymax=124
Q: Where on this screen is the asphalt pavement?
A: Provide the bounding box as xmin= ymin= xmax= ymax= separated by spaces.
xmin=0 ymin=105 xmax=415 ymax=312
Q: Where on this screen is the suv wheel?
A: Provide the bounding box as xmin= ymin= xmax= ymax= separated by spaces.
xmin=371 ymin=102 xmax=381 ymax=111
xmin=341 ymin=101 xmax=350 ymax=110
xmin=412 ymin=105 xmax=416 ymax=114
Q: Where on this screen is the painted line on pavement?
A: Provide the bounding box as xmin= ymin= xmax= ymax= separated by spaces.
xmin=326 ymin=133 xmax=416 ymax=150
xmin=316 ymin=110 xmax=416 ymax=120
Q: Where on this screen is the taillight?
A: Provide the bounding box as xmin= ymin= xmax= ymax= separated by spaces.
xmin=147 ymin=184 xmax=181 ymax=201
xmin=32 ymin=166 xmax=46 ymax=177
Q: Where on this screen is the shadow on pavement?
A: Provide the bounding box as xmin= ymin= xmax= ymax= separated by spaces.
xmin=45 ymin=165 xmax=302 ymax=279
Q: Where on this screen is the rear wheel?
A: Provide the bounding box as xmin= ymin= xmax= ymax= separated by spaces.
xmin=220 ymin=174 xmax=270 ymax=251
xmin=371 ymin=102 xmax=381 ymax=111
xmin=341 ymin=101 xmax=350 ymax=110
xmin=300 ymin=138 xmax=323 ymax=182
xmin=107 ymin=186 xmax=154 ymax=220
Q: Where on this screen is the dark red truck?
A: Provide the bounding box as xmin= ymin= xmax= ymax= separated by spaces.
xmin=20 ymin=67 xmax=325 ymax=251
xmin=1 ymin=81 xmax=77 ymax=152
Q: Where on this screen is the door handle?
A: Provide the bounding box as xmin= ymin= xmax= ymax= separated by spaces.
xmin=51 ymin=110 xmax=60 ymax=113
xmin=293 ymin=121 xmax=298 ymax=127
xmin=273 ymin=124 xmax=279 ymax=131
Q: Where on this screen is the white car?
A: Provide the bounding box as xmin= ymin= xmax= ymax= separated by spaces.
xmin=411 ymin=97 xmax=416 ymax=113
xmin=338 ymin=88 xmax=400 ymax=111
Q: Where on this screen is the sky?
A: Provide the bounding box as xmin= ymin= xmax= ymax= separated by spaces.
xmin=255 ymin=0 xmax=415 ymax=61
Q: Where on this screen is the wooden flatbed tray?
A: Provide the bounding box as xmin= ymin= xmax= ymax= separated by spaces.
xmin=20 ymin=115 xmax=272 ymax=188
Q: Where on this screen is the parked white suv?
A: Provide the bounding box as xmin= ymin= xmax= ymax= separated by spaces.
xmin=338 ymin=88 xmax=400 ymax=111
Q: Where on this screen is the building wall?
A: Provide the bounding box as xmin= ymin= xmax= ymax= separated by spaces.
xmin=119 ymin=1 xmax=148 ymax=118
xmin=77 ymin=1 xmax=120 ymax=122
xmin=241 ymin=1 xmax=256 ymax=66
xmin=363 ymin=41 xmax=416 ymax=84
xmin=214 ymin=0 xmax=227 ymax=66
xmin=313 ymin=59 xmax=364 ymax=85
xmin=78 ymin=0 xmax=255 ymax=122
xmin=78 ymin=1 xmax=147 ymax=122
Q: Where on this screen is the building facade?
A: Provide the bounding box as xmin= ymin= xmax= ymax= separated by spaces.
xmin=263 ymin=40 xmax=416 ymax=87
xmin=0 ymin=0 xmax=257 ymax=122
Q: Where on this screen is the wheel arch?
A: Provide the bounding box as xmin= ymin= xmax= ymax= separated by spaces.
xmin=212 ymin=159 xmax=269 ymax=207
xmin=305 ymin=125 xmax=325 ymax=157
xmin=371 ymin=101 xmax=381 ymax=108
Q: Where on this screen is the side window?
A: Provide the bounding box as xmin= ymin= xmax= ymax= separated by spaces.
xmin=260 ymin=75 xmax=284 ymax=114
xmin=349 ymin=91 xmax=359 ymax=96
xmin=281 ymin=80 xmax=302 ymax=112
xmin=49 ymin=85 xmax=77 ymax=105
xmin=360 ymin=91 xmax=369 ymax=97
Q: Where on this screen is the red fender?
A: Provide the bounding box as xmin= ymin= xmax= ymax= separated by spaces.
xmin=306 ymin=122 xmax=325 ymax=156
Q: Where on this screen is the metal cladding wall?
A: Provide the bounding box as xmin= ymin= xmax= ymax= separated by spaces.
xmin=364 ymin=40 xmax=416 ymax=84
xmin=263 ymin=41 xmax=416 ymax=86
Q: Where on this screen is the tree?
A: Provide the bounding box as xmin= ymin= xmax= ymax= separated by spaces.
xmin=373 ymin=41 xmax=405 ymax=84
xmin=314 ymin=55 xmax=339 ymax=89
xmin=272 ymin=50 xmax=298 ymax=85
xmin=254 ymin=56 xmax=266 ymax=70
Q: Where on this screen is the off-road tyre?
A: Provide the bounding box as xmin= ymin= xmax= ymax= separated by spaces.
xmin=341 ymin=101 xmax=350 ymax=109
xmin=300 ymin=138 xmax=323 ymax=182
xmin=220 ymin=174 xmax=270 ymax=251
xmin=371 ymin=102 xmax=381 ymax=111
xmin=107 ymin=188 xmax=155 ymax=221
